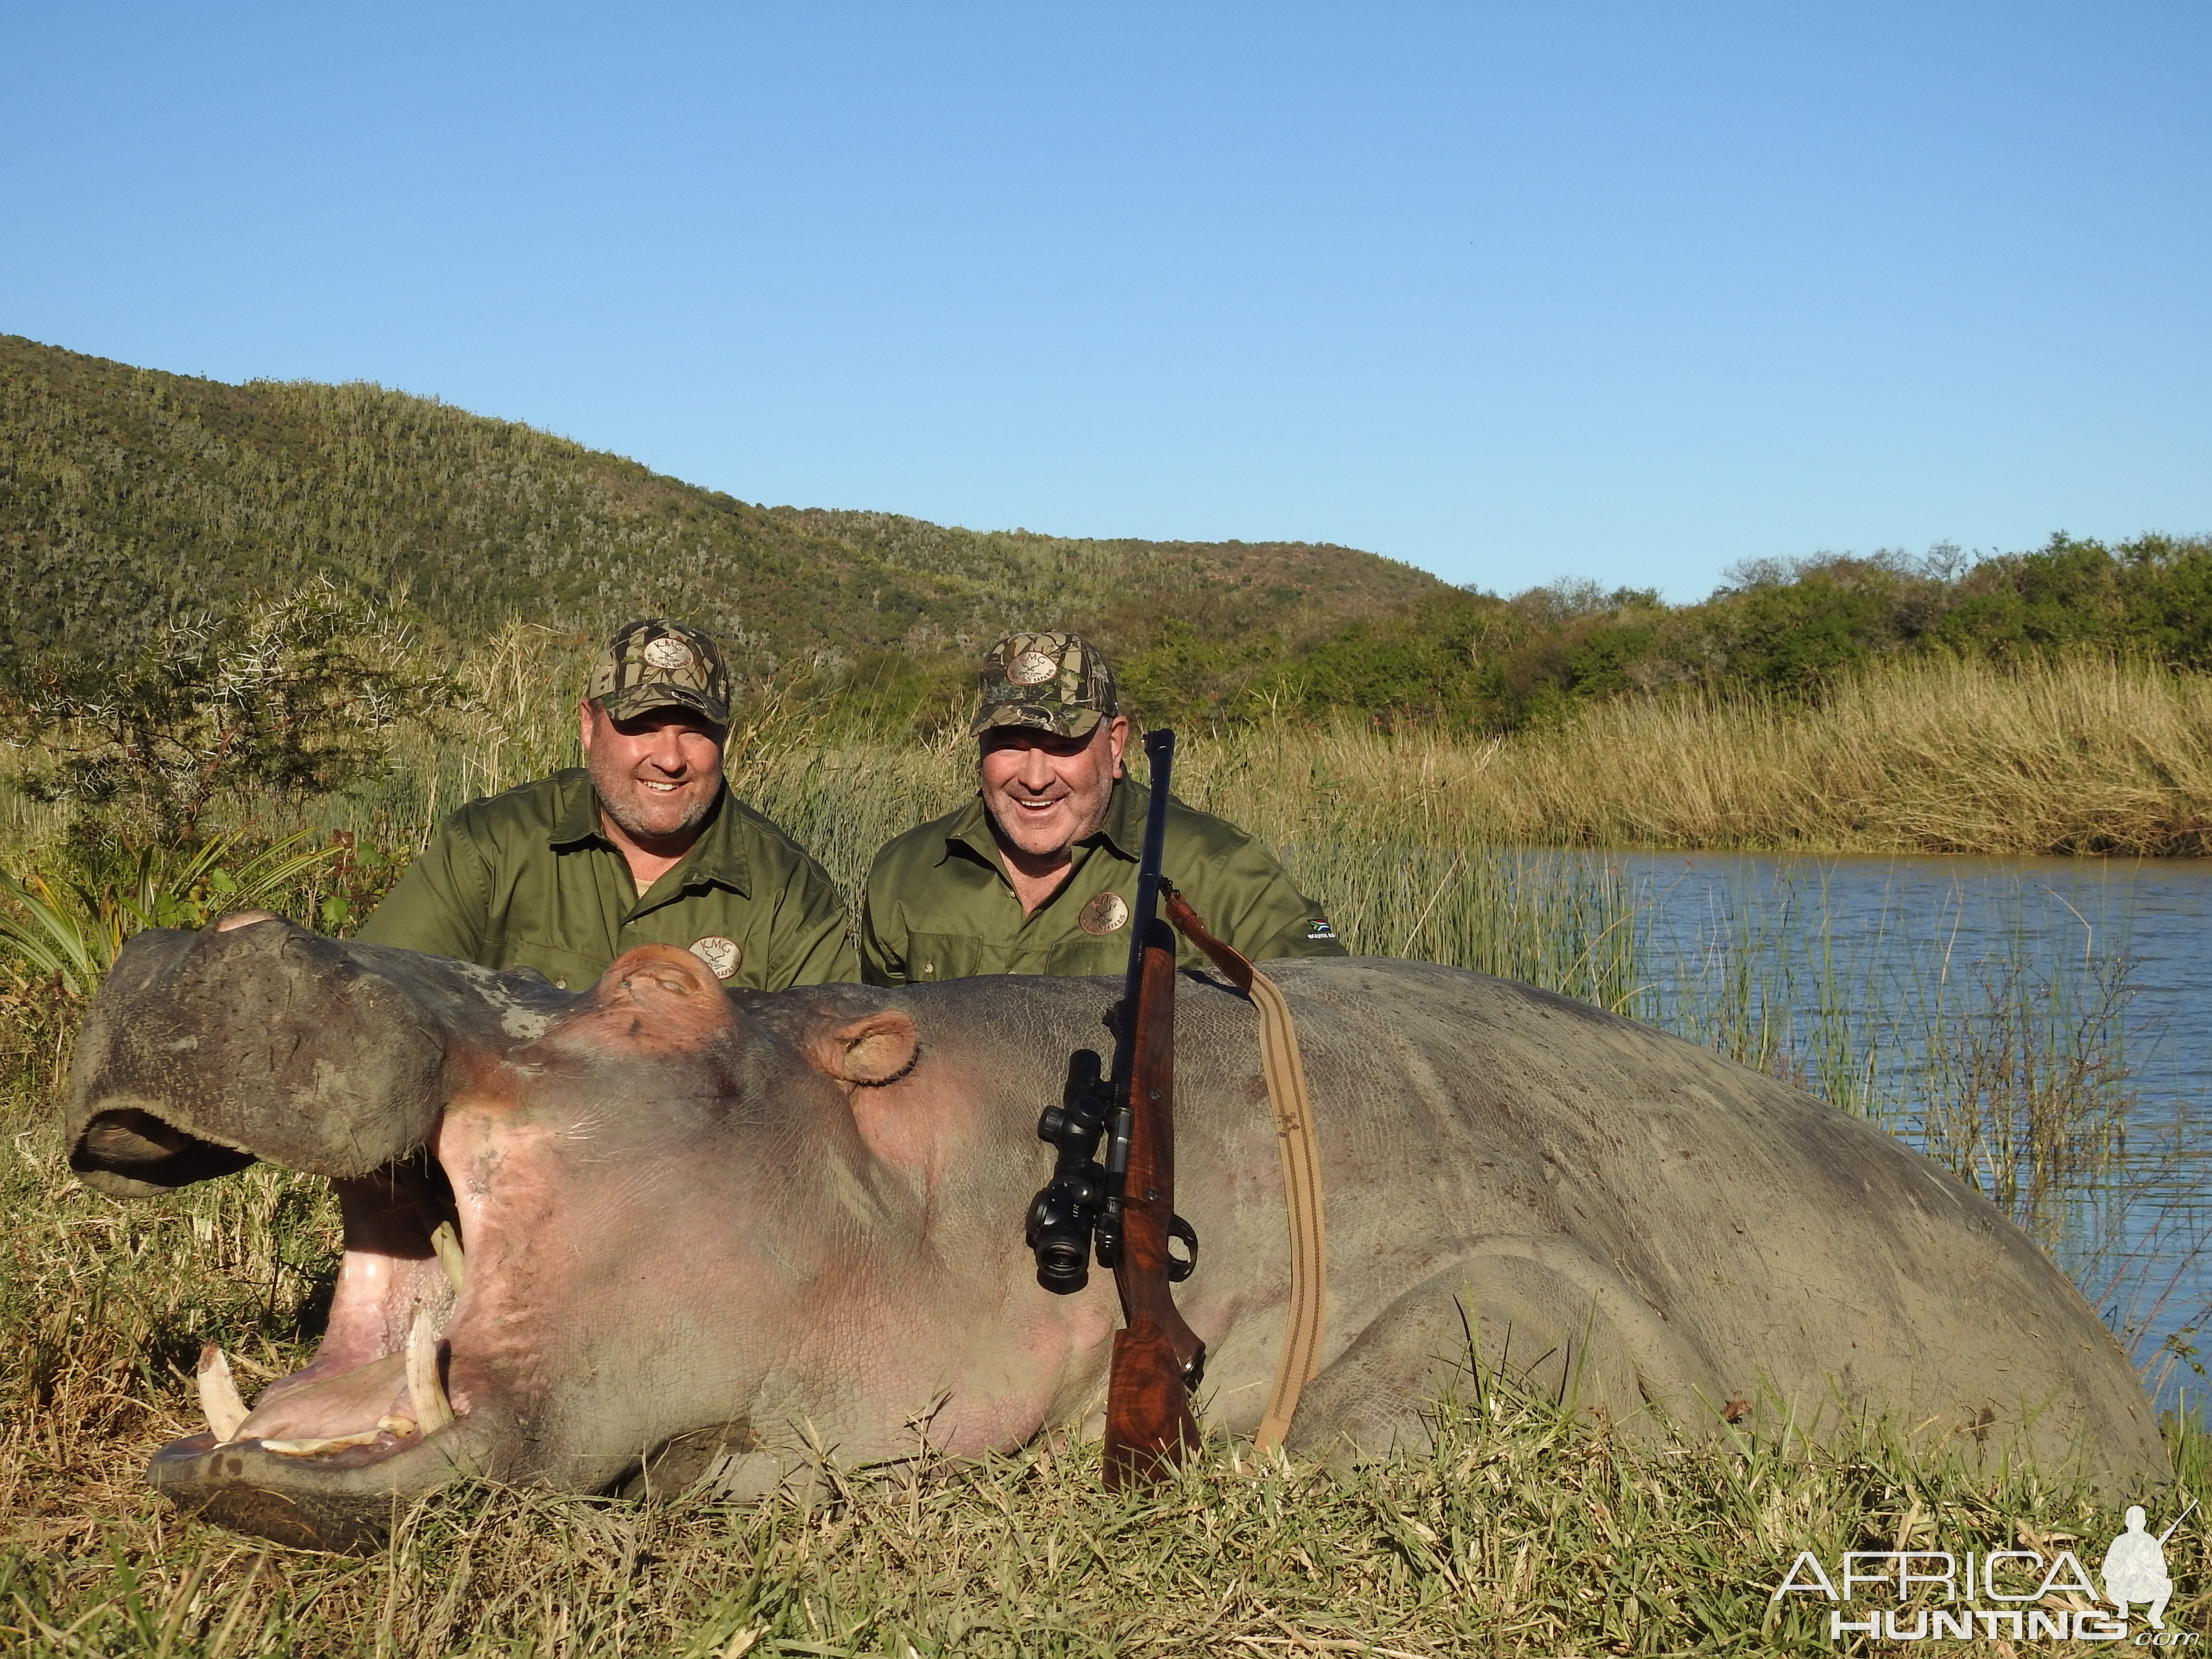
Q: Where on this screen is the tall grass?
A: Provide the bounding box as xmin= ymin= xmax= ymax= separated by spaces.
xmin=1479 ymin=654 xmax=2212 ymax=855
xmin=21 ymin=635 xmax=2212 ymax=868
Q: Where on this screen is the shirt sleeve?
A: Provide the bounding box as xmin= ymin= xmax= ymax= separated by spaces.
xmin=764 ymin=855 xmax=862 ymax=988
xmin=857 ymin=853 xmax=910 ymax=987
xmin=1204 ymin=835 xmax=1349 ymax=963
xmin=352 ymin=821 xmax=492 ymax=961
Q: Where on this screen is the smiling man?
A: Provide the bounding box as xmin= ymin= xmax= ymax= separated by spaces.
xmin=357 ymin=619 xmax=855 ymax=990
xmin=859 ymin=631 xmax=1344 ymax=985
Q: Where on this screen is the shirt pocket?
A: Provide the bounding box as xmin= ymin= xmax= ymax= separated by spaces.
xmin=1042 ymin=934 xmax=1136 ymax=980
xmin=901 ymin=933 xmax=998 ymax=983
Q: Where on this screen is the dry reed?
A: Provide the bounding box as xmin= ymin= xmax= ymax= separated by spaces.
xmin=1475 ymin=655 xmax=2212 ymax=856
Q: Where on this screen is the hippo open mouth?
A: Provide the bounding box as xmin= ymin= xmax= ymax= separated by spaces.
xmin=142 ymin=1151 xmax=498 ymax=1553
xmin=64 ymin=916 xmax=561 ymax=1551
xmin=65 ymin=913 xmax=935 ymax=1552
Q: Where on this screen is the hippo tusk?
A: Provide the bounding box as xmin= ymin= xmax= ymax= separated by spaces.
xmin=261 ymin=1429 xmax=384 ymax=1456
xmin=407 ymin=1308 xmax=455 ymax=1434
xmin=377 ymin=1414 xmax=417 ymax=1437
xmin=196 ymin=1342 xmax=250 ymax=1443
xmin=429 ymin=1220 xmax=466 ymax=1295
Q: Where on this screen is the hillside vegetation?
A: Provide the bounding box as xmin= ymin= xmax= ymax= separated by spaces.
xmin=9 ymin=333 xmax=2212 ymax=740
xmin=0 ymin=335 xmax=1438 ymax=732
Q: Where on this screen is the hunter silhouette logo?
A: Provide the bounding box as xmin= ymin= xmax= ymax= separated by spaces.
xmin=2103 ymin=1501 xmax=2193 ymax=1631
xmin=1772 ymin=1501 xmax=2195 ymax=1644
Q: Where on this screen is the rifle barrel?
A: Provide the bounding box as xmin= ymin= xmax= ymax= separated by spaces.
xmin=2159 ymin=1498 xmax=2199 ymax=1544
xmin=1102 ymin=732 xmax=1177 ymax=1222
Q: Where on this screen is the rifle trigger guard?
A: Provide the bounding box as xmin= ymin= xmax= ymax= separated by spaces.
xmin=1166 ymin=1213 xmax=1199 ymax=1283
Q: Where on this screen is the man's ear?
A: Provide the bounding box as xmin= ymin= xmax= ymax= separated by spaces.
xmin=804 ymin=1009 xmax=920 ymax=1086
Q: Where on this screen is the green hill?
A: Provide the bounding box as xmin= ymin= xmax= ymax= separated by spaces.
xmin=8 ymin=333 xmax=2209 ymax=739
xmin=0 ymin=335 xmax=1443 ymax=720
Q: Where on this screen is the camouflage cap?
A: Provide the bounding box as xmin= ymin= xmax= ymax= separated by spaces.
xmin=970 ymin=631 xmax=1118 ymax=739
xmin=587 ymin=619 xmax=731 ymax=725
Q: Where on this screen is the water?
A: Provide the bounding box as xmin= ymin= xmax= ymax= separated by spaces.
xmin=1613 ymin=851 xmax=2212 ymax=1408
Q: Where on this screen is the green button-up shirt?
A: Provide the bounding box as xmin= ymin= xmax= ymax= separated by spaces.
xmin=355 ymin=769 xmax=857 ymax=991
xmin=859 ymin=779 xmax=1345 ymax=986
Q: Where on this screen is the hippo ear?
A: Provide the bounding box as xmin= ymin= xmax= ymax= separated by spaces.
xmin=804 ymin=1010 xmax=919 ymax=1086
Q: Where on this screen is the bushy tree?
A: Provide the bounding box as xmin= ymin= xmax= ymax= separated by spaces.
xmin=9 ymin=581 xmax=458 ymax=841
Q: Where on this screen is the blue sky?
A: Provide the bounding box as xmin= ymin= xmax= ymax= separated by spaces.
xmin=4 ymin=2 xmax=2206 ymax=599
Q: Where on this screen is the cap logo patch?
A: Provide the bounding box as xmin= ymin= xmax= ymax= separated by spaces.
xmin=1078 ymin=891 xmax=1130 ymax=936
xmin=1008 ymin=649 xmax=1058 ymax=685
xmin=643 ymin=637 xmax=697 ymax=671
xmin=688 ymin=936 xmax=742 ymax=979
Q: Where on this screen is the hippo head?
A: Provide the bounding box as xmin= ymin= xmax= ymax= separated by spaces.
xmin=65 ymin=916 xmax=923 ymax=1551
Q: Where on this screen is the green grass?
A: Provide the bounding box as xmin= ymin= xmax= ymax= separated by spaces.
xmin=11 ymin=1405 xmax=2205 ymax=1657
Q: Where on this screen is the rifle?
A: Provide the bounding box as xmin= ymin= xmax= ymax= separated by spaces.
xmin=2159 ymin=1499 xmax=2199 ymax=1545
xmin=1023 ymin=727 xmax=1206 ymax=1489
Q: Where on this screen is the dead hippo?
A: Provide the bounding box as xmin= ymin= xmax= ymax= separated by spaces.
xmin=64 ymin=916 xmax=2164 ymax=1551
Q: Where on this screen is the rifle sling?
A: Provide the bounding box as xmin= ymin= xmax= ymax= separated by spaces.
xmin=1162 ymin=889 xmax=1328 ymax=1453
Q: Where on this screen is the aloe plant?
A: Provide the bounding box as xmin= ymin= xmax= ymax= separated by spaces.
xmin=0 ymin=830 xmax=337 ymax=997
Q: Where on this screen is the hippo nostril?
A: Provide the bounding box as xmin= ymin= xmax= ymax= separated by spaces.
xmin=70 ymin=1108 xmax=257 ymax=1191
xmin=84 ymin=1108 xmax=186 ymax=1164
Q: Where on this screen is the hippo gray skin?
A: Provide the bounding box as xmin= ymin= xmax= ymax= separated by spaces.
xmin=64 ymin=915 xmax=2164 ymax=1551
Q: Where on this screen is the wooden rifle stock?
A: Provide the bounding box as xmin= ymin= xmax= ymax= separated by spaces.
xmin=1102 ymin=730 xmax=1207 ymax=1489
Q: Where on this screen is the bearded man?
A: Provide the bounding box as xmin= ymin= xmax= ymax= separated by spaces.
xmin=859 ymin=631 xmax=1344 ymax=985
xmin=357 ymin=619 xmax=854 ymax=990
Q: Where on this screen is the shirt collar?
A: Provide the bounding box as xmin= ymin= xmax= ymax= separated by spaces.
xmin=548 ymin=769 xmax=750 ymax=898
xmin=1094 ymin=776 xmax=1147 ymax=861
xmin=939 ymin=794 xmax=996 ymax=867
xmin=549 ymin=770 xmax=605 ymax=850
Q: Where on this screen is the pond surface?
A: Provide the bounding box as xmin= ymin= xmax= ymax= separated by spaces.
xmin=1613 ymin=851 xmax=2212 ymax=1411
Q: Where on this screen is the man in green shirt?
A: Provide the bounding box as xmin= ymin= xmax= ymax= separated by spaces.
xmin=358 ymin=619 xmax=856 ymax=991
xmin=860 ymin=631 xmax=1345 ymax=985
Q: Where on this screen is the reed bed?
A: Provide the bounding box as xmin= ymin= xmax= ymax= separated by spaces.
xmin=735 ymin=653 xmax=2212 ymax=871
xmin=1477 ymin=654 xmax=2212 ymax=856
xmin=18 ymin=634 xmax=2212 ymax=866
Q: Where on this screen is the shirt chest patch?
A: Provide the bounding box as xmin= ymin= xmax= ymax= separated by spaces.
xmin=1078 ymin=891 xmax=1130 ymax=936
xmin=688 ymin=935 xmax=743 ymax=979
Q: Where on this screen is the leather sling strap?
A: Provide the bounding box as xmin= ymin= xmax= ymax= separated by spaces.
xmin=1161 ymin=886 xmax=1327 ymax=1453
